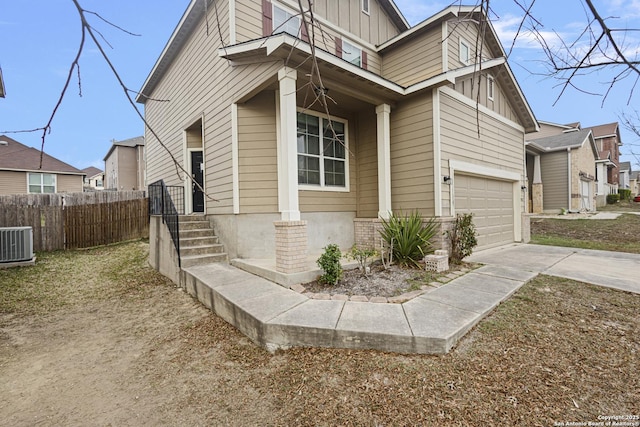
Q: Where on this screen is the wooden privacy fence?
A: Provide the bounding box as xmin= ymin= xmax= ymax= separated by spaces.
xmin=0 ymin=191 xmax=149 ymax=252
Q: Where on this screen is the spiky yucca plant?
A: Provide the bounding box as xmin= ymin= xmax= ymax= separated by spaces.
xmin=379 ymin=211 xmax=438 ymax=267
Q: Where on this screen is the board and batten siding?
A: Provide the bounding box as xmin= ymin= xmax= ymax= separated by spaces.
xmin=454 ymin=75 xmax=519 ymax=123
xmin=309 ymin=0 xmax=400 ymax=46
xmin=389 ymin=93 xmax=435 ymax=215
xmin=539 ymin=150 xmax=569 ymax=210
xmin=237 ymin=91 xmax=278 ymax=213
xmin=381 ymin=28 xmax=442 ymax=86
xmin=234 ymin=0 xmax=388 ymax=74
xmin=447 ymin=21 xmax=493 ymax=71
xmin=0 ymin=170 xmax=26 ymax=195
xmin=439 ymin=90 xmax=524 ymax=215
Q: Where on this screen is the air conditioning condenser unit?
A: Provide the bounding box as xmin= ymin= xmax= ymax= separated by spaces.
xmin=0 ymin=227 xmax=35 ymax=263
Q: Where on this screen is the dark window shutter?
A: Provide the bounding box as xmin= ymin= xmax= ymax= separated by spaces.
xmin=301 ymin=19 xmax=309 ymax=42
xmin=262 ymin=0 xmax=272 ymax=37
xmin=335 ymin=36 xmax=343 ymax=57
xmin=362 ymin=51 xmax=368 ymax=70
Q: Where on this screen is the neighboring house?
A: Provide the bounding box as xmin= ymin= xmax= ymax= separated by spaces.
xmin=525 ymin=124 xmax=598 ymax=213
xmin=81 ymin=166 xmax=104 ymax=191
xmin=103 ymin=136 xmax=145 ymax=191
xmin=0 ymin=67 xmax=5 ymax=98
xmin=618 ymin=161 xmax=631 ymax=189
xmin=0 ymin=135 xmax=84 ymax=195
xmin=138 ymin=1 xmax=537 ymax=274
xmin=586 ymin=122 xmax=622 ymax=187
xmin=630 ymin=170 xmax=639 ymax=195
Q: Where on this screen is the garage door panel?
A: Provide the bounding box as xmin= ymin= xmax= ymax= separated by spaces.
xmin=454 ymin=174 xmax=515 ymax=249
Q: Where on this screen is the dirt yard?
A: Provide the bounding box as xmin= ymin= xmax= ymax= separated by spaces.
xmin=1 ymin=241 xmax=638 ymax=426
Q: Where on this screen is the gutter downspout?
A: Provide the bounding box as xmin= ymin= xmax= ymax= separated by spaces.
xmin=567 ymin=148 xmax=572 ymax=211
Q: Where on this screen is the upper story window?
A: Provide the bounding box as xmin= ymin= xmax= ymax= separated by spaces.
xmin=459 ymin=38 xmax=471 ymax=64
xmin=362 ymin=0 xmax=370 ymax=15
xmin=342 ymin=39 xmax=362 ymax=67
xmin=28 ymin=173 xmax=56 ymax=194
xmin=297 ymin=111 xmax=348 ymax=190
xmin=487 ymin=75 xmax=495 ymax=101
xmin=273 ymin=4 xmax=301 ymax=37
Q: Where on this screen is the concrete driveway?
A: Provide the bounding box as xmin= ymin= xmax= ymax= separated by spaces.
xmin=467 ymin=244 xmax=640 ymax=294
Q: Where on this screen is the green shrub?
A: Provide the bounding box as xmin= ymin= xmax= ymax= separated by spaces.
xmin=379 ymin=211 xmax=438 ymax=268
xmin=316 ymin=244 xmax=342 ymax=285
xmin=607 ymin=193 xmax=620 ymax=204
xmin=618 ymin=189 xmax=631 ymax=201
xmin=447 ymin=213 xmax=478 ymax=264
xmin=344 ymin=244 xmax=378 ymax=277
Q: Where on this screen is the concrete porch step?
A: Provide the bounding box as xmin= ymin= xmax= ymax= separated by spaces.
xmin=179 ymin=215 xmax=207 ymax=221
xmin=179 ymin=228 xmax=216 ymax=239
xmin=180 ymin=235 xmax=220 ymax=246
xmin=179 ymin=220 xmax=212 ymax=230
xmin=180 ymin=243 xmax=225 ymax=257
xmin=181 ymin=253 xmax=228 ymax=268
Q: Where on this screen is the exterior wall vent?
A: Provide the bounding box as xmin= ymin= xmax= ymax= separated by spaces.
xmin=0 ymin=227 xmax=35 ymax=263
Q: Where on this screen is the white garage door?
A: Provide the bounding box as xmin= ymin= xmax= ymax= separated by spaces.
xmin=454 ymin=174 xmax=515 ymax=249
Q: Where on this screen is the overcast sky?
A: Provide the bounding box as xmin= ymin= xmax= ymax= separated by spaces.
xmin=1 ymin=0 xmax=638 ymax=170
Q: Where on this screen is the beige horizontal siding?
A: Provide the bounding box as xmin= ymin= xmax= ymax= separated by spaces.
xmin=0 ymin=170 xmax=26 ymax=195
xmin=145 ymin=0 xmax=292 ymax=214
xmin=235 ymin=0 xmax=262 ymax=41
xmin=439 ymin=90 xmax=524 ymax=210
xmin=56 ymin=174 xmax=84 ymax=193
xmin=382 ymin=28 xmax=442 ymax=86
xmin=356 ymin=109 xmax=378 ymax=217
xmin=390 ymin=93 xmax=435 ymax=215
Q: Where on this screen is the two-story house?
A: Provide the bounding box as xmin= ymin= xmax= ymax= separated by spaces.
xmin=525 ymin=121 xmax=599 ymax=212
xmin=138 ymin=0 xmax=537 ymax=277
xmin=81 ymin=166 xmax=104 ymax=191
xmin=103 ymin=136 xmax=145 ymax=191
xmin=587 ymin=122 xmax=622 ymax=188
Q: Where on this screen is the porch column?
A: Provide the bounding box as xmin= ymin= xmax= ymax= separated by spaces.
xmin=531 ymin=154 xmax=543 ymax=213
xmin=277 ymin=66 xmax=300 ymax=221
xmin=376 ymin=104 xmax=392 ymax=219
xmin=275 ymin=66 xmax=308 ymax=274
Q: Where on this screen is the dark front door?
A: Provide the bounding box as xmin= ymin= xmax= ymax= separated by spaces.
xmin=191 ymin=151 xmax=204 ymax=213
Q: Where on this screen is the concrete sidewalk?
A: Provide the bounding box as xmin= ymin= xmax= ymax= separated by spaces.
xmin=467 ymin=244 xmax=640 ymax=294
xmin=180 ymin=244 xmax=638 ymax=355
xmin=182 ymin=262 xmax=537 ymax=355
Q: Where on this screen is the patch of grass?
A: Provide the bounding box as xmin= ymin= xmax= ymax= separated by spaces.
xmin=598 ymin=200 xmax=640 ymax=212
xmin=0 ymin=240 xmax=165 ymax=317
xmin=531 ymin=213 xmax=640 ymax=253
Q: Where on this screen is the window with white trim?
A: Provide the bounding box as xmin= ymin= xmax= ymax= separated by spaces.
xmin=362 ymin=0 xmax=370 ymax=14
xmin=342 ymin=39 xmax=362 ymax=67
xmin=459 ymin=38 xmax=470 ymax=64
xmin=297 ymin=112 xmax=348 ymax=189
xmin=487 ymin=74 xmax=494 ymax=101
xmin=28 ymin=173 xmax=56 ymax=194
xmin=273 ymin=3 xmax=301 ymax=37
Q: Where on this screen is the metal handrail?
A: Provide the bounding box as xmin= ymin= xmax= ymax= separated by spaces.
xmin=149 ymin=180 xmax=184 ymax=267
